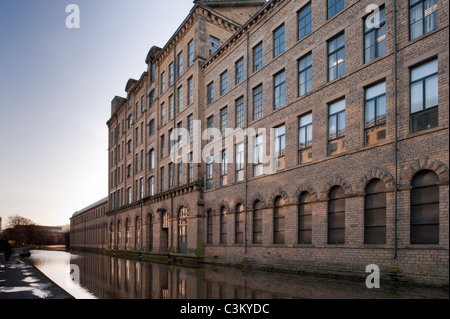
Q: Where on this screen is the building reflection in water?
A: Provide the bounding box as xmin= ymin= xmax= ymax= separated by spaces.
xmin=71 ymin=252 xmax=448 ymax=299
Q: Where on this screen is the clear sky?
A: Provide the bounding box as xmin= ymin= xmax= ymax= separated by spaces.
xmin=0 ymin=0 xmax=195 ymax=227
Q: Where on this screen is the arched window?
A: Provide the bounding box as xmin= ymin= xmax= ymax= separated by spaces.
xmin=274 ymin=196 xmax=285 ymax=244
xmin=206 ymin=209 xmax=213 ymax=244
xmin=220 ymin=207 xmax=227 ymax=244
xmin=253 ymin=200 xmax=263 ymax=244
xmin=411 ymin=170 xmax=439 ymax=244
xmin=328 ymin=186 xmax=345 ymax=244
xmin=365 ymin=179 xmax=386 ymax=244
xmin=298 ymin=192 xmax=312 ymax=244
xmin=117 ymin=220 xmax=121 ymax=248
xmin=235 ymin=204 xmax=244 ymax=244
xmin=147 ymin=214 xmax=153 ymax=251
xmin=178 ymin=207 xmax=188 ymax=253
xmin=125 ymin=219 xmax=130 ymax=250
xmin=135 ymin=216 xmax=141 ymax=250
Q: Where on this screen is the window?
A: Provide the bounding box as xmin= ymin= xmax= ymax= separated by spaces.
xmin=149 ymin=119 xmax=155 ymax=135
xmin=273 ymin=24 xmax=285 ymax=57
xmin=210 ymin=36 xmax=220 ymax=56
xmin=177 ymin=87 xmax=183 ymax=113
xmin=365 ymin=81 xmax=386 ymax=145
xmin=253 ymin=201 xmax=263 ymax=244
xmin=177 ymin=122 xmax=183 ymax=149
xmin=150 ymin=63 xmax=155 ymax=82
xmin=253 ymin=84 xmax=263 ymax=120
xmin=207 ymin=116 xmax=214 ymax=143
xmin=220 ymin=71 xmax=228 ymax=96
xmin=161 ymin=72 xmax=166 ymax=94
xmin=188 ymin=114 xmax=193 ymax=142
xmin=364 ymin=7 xmax=386 ymax=63
xmin=364 ymin=179 xmax=386 ymax=244
xmin=274 ymin=196 xmax=285 ymax=244
xmin=274 ymin=125 xmax=285 ymax=159
xmin=169 ymin=95 xmax=174 ymax=120
xmin=188 ymin=152 xmax=193 ymax=183
xmin=127 ymin=187 xmax=132 ymax=204
xmin=298 ymin=192 xmax=312 ymax=244
xmin=161 ymin=103 xmax=165 ymax=126
xmin=220 ymin=207 xmax=227 ymax=244
xmin=188 ymin=40 xmax=194 ymax=67
xmin=235 ymin=58 xmax=244 ymax=85
xmin=410 ymin=0 xmax=438 ymax=40
xmin=160 ymin=167 xmax=165 ymax=192
xmin=235 ymin=142 xmax=244 ymax=182
xmin=328 ymin=99 xmax=345 ymax=156
xmin=411 ymin=170 xmax=439 ymax=244
xmin=127 ymin=164 xmax=131 ymax=178
xmin=135 ymin=154 xmax=139 ymax=173
xmin=410 ymin=59 xmax=438 ymax=133
xmin=188 ymin=77 xmax=194 ymax=105
xmin=149 ymin=149 xmax=155 ymax=170
xmin=274 ymin=70 xmax=286 ymax=109
xmin=328 ymin=186 xmax=345 ymax=244
xmin=253 ymin=42 xmax=263 ymax=72
xmin=220 ymin=149 xmax=228 ymax=186
xmin=177 ymin=158 xmax=183 ymax=187
xmin=207 ymin=82 xmax=214 ymax=105
xmin=127 ymin=140 xmax=132 ymax=154
xmin=161 ymin=135 xmax=165 ymax=158
xmin=141 ymin=122 xmax=144 ymax=143
xmin=169 ymin=162 xmax=174 ymax=189
xmin=136 ymin=102 xmax=139 ymax=119
xmin=327 ymin=0 xmax=344 ymax=19
xmin=169 ymin=62 xmax=174 ymax=86
xmin=128 ymin=115 xmax=132 ymax=128
xmin=140 ymin=177 xmax=144 ymax=200
xmin=206 ymin=155 xmax=213 ymax=190
xmin=328 ymin=33 xmax=345 ymax=81
xmin=141 ymin=96 xmax=145 ymax=114
xmin=253 ymin=135 xmax=264 ymax=177
xmin=169 ymin=129 xmax=174 ymax=154
xmin=235 ymin=97 xmax=244 ymax=128
xmin=299 ymin=113 xmax=313 ymax=164
xmin=207 ymin=209 xmax=213 ymax=244
xmin=298 ymin=52 xmax=312 ymax=96
xmin=149 ymin=90 xmax=155 ymax=106
xmin=298 ymin=3 xmax=312 ymax=40
xmin=178 ymin=52 xmax=183 ymax=77
xmin=220 ymin=107 xmax=227 ymax=136
xmin=149 ymin=176 xmax=155 ymax=196
xmin=235 ymin=204 xmax=244 ymax=244
xmin=140 ymin=150 xmax=144 ymax=171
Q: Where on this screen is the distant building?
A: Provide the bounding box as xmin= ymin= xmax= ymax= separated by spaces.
xmin=0 ymin=217 xmax=2 ymax=233
xmin=71 ymin=0 xmax=449 ymax=286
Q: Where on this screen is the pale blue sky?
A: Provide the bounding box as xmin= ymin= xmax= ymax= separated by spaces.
xmin=0 ymin=0 xmax=195 ymax=226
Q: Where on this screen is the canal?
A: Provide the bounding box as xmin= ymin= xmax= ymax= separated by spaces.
xmin=27 ymin=250 xmax=448 ymax=299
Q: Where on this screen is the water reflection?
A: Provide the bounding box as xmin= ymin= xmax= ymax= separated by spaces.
xmin=29 ymin=250 xmax=448 ymax=299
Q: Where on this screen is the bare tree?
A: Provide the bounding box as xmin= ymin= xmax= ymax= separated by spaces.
xmin=6 ymin=215 xmax=35 ymax=228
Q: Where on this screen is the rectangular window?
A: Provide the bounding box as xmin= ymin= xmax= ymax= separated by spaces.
xmin=140 ymin=177 xmax=144 ymax=200
xmin=177 ymin=158 xmax=183 ymax=186
xmin=135 ymin=154 xmax=139 ymax=173
xmin=210 ymin=36 xmax=220 ymax=56
xmin=253 ymin=135 xmax=264 ymax=177
xmin=299 ymin=113 xmax=313 ymax=164
xmin=141 ymin=122 xmax=144 ymax=143
xmin=136 ymin=102 xmax=139 ymax=119
xmin=274 ymin=124 xmax=286 ymax=171
xmin=235 ymin=142 xmax=244 ymax=181
xmin=127 ymin=164 xmax=131 ymax=178
xmin=298 ymin=3 xmax=312 ymax=40
xmin=149 ymin=90 xmax=155 ymax=106
xmin=220 ymin=107 xmax=228 ymax=137
xmin=410 ymin=0 xmax=438 ymax=40
xmin=253 ymin=42 xmax=263 ymax=72
xmin=364 ymin=7 xmax=386 ymax=63
xmin=169 ymin=95 xmax=174 ymax=120
xmin=149 ymin=119 xmax=155 ymax=135
xmin=253 ymin=84 xmax=263 ymax=120
xmin=127 ymin=187 xmax=132 ymax=204
xmin=220 ymin=71 xmax=228 ymax=96
xmin=206 ymin=155 xmax=213 ymax=190
xmin=221 ymin=150 xmax=228 ymax=186
xmin=365 ymin=81 xmax=386 ymax=145
xmin=149 ymin=176 xmax=155 ymax=196
xmin=161 ymin=72 xmax=166 ymax=94
xmin=235 ymin=58 xmax=244 ymax=85
xmin=298 ymin=52 xmax=312 ymax=96
xmin=177 ymin=122 xmax=183 ymax=149
xmin=273 ymin=24 xmax=285 ymax=57
xmin=327 ymin=0 xmax=344 ymax=19
xmin=160 ymin=167 xmax=165 ymax=192
xmin=188 ymin=40 xmax=194 ymax=67
xmin=235 ymin=97 xmax=244 ymax=128
xmin=207 ymin=82 xmax=214 ymax=105
xmin=161 ymin=135 xmax=165 ymax=158
xmin=188 ymin=152 xmax=193 ymax=183
xmin=274 ymin=70 xmax=286 ymax=109
xmin=178 ymin=52 xmax=183 ymax=77
xmin=207 ymin=116 xmax=214 ymax=143
xmin=149 ymin=149 xmax=155 ymax=170
xmin=169 ymin=162 xmax=174 ymax=189
xmin=188 ymin=77 xmax=194 ymax=105
xmin=328 ymin=33 xmax=345 ymax=81
xmin=161 ymin=103 xmax=165 ymax=125
xmin=141 ymin=96 xmax=145 ymax=114
xmin=177 ymin=86 xmax=183 ymax=113
xmin=140 ymin=150 xmax=144 ymax=171
xmin=188 ymin=114 xmax=193 ymax=142
xmin=169 ymin=129 xmax=174 ymax=154
xmin=169 ymin=62 xmax=174 ymax=86
xmin=328 ymin=99 xmax=346 ymax=156
xmin=410 ymin=59 xmax=438 ymax=132
xmin=150 ymin=63 xmax=155 ymax=82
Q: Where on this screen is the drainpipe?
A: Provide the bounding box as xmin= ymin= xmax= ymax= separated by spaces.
xmin=393 ymin=0 xmax=398 ymax=260
xmin=244 ymin=30 xmax=250 ymax=254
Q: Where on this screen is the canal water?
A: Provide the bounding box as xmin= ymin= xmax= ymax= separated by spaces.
xmin=27 ymin=250 xmax=448 ymax=299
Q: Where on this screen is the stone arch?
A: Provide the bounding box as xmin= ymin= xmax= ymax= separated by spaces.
xmin=268 ymin=188 xmax=290 ymax=207
xmin=218 ymin=200 xmax=230 ymax=214
xmin=250 ymin=193 xmax=267 ymax=208
xmin=322 ymin=175 xmax=353 ymax=196
xmin=175 ymin=199 xmax=191 ymax=216
xmin=294 ymin=183 xmax=318 ymax=202
xmin=358 ymin=167 xmax=395 ymax=191
xmin=231 ymin=197 xmax=246 ymax=212
xmin=400 ymin=157 xmax=449 ymax=186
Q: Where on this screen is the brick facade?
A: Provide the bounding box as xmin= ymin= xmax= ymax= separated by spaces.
xmin=71 ymin=0 xmax=449 ymax=285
